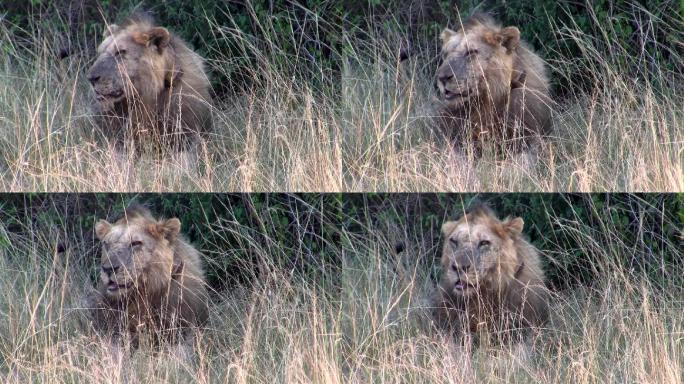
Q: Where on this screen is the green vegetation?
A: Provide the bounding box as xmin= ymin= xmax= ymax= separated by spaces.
xmin=1 ymin=193 xmax=682 ymax=287
xmin=0 ymin=193 xmax=682 ymax=382
xmin=6 ymin=0 xmax=680 ymax=92
xmin=0 ymin=1 xmax=681 ymax=191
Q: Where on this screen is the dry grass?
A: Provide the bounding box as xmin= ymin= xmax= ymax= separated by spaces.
xmin=0 ymin=197 xmax=682 ymax=383
xmin=0 ymin=7 xmax=681 ymax=192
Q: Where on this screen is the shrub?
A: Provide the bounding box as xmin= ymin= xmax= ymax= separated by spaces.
xmin=4 ymin=0 xmax=680 ymax=94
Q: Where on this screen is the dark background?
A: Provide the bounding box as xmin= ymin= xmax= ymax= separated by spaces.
xmin=0 ymin=193 xmax=681 ymax=293
xmin=3 ymin=0 xmax=681 ymax=97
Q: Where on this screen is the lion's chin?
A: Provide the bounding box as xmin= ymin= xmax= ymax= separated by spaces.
xmin=442 ymin=90 xmax=470 ymax=108
xmin=92 ymin=90 xmax=125 ymax=112
xmin=105 ymin=281 xmax=134 ymax=295
xmin=452 ymin=280 xmax=476 ymax=295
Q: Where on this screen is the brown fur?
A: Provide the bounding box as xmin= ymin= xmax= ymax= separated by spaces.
xmin=83 ymin=206 xmax=209 ymax=348
xmin=435 ymin=14 xmax=552 ymax=153
xmin=87 ymin=14 xmax=212 ymax=151
xmin=432 ymin=205 xmax=549 ymax=342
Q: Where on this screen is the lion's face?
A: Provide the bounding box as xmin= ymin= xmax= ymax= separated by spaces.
xmin=441 ymin=209 xmax=524 ymax=297
xmin=95 ymin=215 xmax=180 ymax=299
xmin=436 ymin=22 xmax=520 ymax=109
xmin=87 ymin=23 xmax=171 ymax=112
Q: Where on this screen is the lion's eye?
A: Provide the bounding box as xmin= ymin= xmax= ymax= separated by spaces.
xmin=451 ymin=264 xmax=458 ymax=272
xmin=449 ymin=238 xmax=459 ymax=247
xmin=131 ymin=240 xmax=142 ymax=247
xmin=464 ymin=49 xmax=479 ymax=57
xmin=479 ymin=240 xmax=490 ymax=248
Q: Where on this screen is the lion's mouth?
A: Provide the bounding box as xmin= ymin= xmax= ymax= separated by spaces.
xmin=95 ymin=90 xmax=124 ymax=102
xmin=107 ymin=281 xmax=134 ymax=292
xmin=443 ymin=89 xmax=467 ymax=101
xmin=454 ymin=280 xmax=475 ymax=291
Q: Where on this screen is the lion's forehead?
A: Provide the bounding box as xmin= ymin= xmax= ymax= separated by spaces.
xmin=443 ymin=27 xmax=494 ymax=55
xmin=443 ymin=33 xmax=464 ymax=52
xmin=97 ymin=35 xmax=115 ymax=54
xmin=97 ymin=33 xmax=141 ymax=56
xmin=452 ymin=223 xmax=496 ymax=242
xmin=97 ymin=35 xmax=129 ymax=55
xmin=103 ymin=223 xmax=147 ymax=244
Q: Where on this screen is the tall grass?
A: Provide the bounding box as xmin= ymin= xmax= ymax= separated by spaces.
xmin=0 ymin=4 xmax=681 ymax=191
xmin=1 ymin=196 xmax=681 ymax=382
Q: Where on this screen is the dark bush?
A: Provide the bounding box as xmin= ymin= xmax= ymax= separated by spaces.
xmin=0 ymin=193 xmax=340 ymax=291
xmin=4 ymin=0 xmax=681 ymax=95
xmin=0 ymin=193 xmax=681 ymax=292
xmin=342 ymin=193 xmax=684 ymax=290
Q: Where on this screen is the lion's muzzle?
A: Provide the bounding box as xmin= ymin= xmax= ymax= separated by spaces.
xmin=101 ymin=264 xmax=134 ymax=293
xmin=87 ymin=56 xmax=126 ymax=107
xmin=448 ymin=248 xmax=486 ymax=294
xmin=436 ymin=59 xmax=478 ymax=105
xmin=106 ymin=280 xmax=134 ymax=292
xmin=100 ymin=246 xmax=136 ymax=295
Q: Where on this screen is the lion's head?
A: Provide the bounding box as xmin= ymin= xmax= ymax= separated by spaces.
xmin=440 ymin=205 xmax=526 ymax=298
xmin=94 ymin=206 xmax=181 ymax=299
xmin=87 ymin=15 xmax=174 ymax=113
xmin=436 ymin=14 xmax=522 ymax=110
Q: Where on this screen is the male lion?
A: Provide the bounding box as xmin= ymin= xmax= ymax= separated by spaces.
xmin=432 ymin=205 xmax=549 ymax=343
xmin=83 ymin=206 xmax=209 ymax=349
xmin=87 ymin=13 xmax=212 ymax=151
xmin=435 ymin=14 xmax=552 ymax=153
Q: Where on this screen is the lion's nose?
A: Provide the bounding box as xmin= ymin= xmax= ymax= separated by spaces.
xmin=452 ymin=263 xmax=471 ymax=273
xmin=87 ymin=74 xmax=100 ymax=86
xmin=102 ymin=265 xmax=120 ymax=276
xmin=438 ymin=73 xmax=453 ymax=84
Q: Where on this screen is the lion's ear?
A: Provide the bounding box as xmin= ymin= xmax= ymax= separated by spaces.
xmin=440 ymin=28 xmax=457 ymax=42
xmin=504 ymin=217 xmax=524 ymax=236
xmin=95 ymin=220 xmax=112 ymax=240
xmin=147 ymin=27 xmax=170 ymax=52
xmin=160 ymin=218 xmax=181 ymax=240
xmin=147 ymin=218 xmax=181 ymax=241
xmin=499 ymin=26 xmax=520 ymax=53
xmin=441 ymin=221 xmax=458 ymax=237
xmin=132 ymin=27 xmax=170 ymax=53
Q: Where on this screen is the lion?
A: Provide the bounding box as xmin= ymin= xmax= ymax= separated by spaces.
xmin=435 ymin=14 xmax=552 ymax=154
xmin=86 ymin=13 xmax=212 ymax=151
xmin=83 ymin=205 xmax=209 ymax=349
xmin=431 ymin=204 xmax=549 ymax=344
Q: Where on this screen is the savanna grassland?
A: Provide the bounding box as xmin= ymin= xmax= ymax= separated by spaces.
xmin=0 ymin=1 xmax=681 ymax=192
xmin=0 ymin=193 xmax=682 ymax=383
